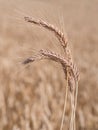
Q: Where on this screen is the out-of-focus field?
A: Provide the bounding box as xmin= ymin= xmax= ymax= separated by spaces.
xmin=0 ymin=0 xmax=98 ymax=130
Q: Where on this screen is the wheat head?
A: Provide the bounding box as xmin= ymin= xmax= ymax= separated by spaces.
xmin=23 ymin=16 xmax=79 ymax=130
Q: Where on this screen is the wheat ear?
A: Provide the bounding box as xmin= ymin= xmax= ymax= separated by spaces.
xmin=23 ymin=16 xmax=79 ymax=130
xmin=24 ymin=17 xmax=68 ymax=50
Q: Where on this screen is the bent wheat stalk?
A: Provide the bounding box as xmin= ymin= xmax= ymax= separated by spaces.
xmin=23 ymin=16 xmax=79 ymax=130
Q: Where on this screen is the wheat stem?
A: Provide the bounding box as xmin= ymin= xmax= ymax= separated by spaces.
xmin=73 ymin=81 xmax=79 ymax=130
xmin=60 ymin=67 xmax=69 ymax=130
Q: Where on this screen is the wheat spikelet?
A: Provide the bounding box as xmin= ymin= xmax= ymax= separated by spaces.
xmin=23 ymin=16 xmax=79 ymax=130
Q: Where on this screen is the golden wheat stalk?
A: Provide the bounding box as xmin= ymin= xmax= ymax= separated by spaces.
xmin=23 ymin=16 xmax=79 ymax=130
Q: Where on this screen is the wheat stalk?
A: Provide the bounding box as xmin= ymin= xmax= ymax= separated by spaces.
xmin=23 ymin=16 xmax=79 ymax=130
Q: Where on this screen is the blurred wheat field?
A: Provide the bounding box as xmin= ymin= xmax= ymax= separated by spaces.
xmin=0 ymin=0 xmax=98 ymax=130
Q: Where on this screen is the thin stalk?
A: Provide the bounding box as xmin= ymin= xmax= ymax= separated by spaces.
xmin=73 ymin=81 xmax=78 ymax=130
xmin=60 ymin=68 xmax=69 ymax=130
xmin=69 ymin=90 xmax=75 ymax=130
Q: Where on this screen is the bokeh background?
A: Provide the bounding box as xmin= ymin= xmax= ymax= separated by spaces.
xmin=0 ymin=0 xmax=98 ymax=130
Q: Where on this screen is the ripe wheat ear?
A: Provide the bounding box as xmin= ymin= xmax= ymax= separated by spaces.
xmin=23 ymin=16 xmax=79 ymax=130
